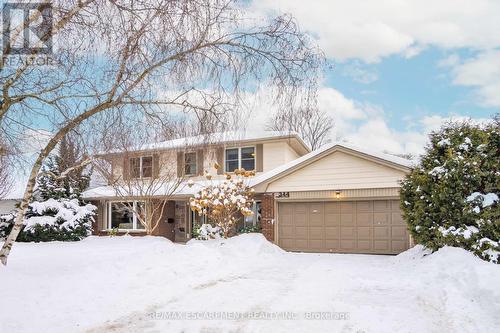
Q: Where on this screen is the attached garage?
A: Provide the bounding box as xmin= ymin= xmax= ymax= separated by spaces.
xmin=278 ymin=200 xmax=408 ymax=254
xmin=253 ymin=143 xmax=413 ymax=254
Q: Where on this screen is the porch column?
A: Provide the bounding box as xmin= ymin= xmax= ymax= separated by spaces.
xmin=261 ymin=193 xmax=275 ymax=242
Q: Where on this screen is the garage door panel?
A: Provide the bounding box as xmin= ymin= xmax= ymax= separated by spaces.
xmin=325 ymin=226 xmax=340 ymax=239
xmin=325 ymin=202 xmax=340 ymax=213
xmin=340 ymin=239 xmax=356 ymax=251
xmin=294 ymin=213 xmax=307 ymax=226
xmin=374 ymin=212 xmax=390 ymax=226
xmin=391 ymin=226 xmax=407 ymax=238
xmin=325 ymin=239 xmax=339 ymax=250
xmin=340 ymin=213 xmax=354 ymax=226
xmin=340 ymin=202 xmax=354 ymax=212
xmin=294 ymin=203 xmax=307 ymax=213
xmin=357 ymin=239 xmax=372 ymax=250
xmin=295 ymin=226 xmax=308 ymax=238
xmin=374 ymin=226 xmax=390 ymax=239
xmin=356 ymin=212 xmax=373 ymax=226
xmin=309 ymin=203 xmax=323 ymax=225
xmin=373 ymin=200 xmax=390 ymax=212
xmin=280 ymin=215 xmax=294 ymax=226
xmin=357 ymin=226 xmax=371 ymax=239
xmin=278 ymin=200 xmax=408 ymax=254
xmin=391 ymin=200 xmax=401 ymax=212
xmin=295 ymin=239 xmax=308 ymax=250
xmin=280 ymin=238 xmax=294 ymax=249
xmin=280 ymin=203 xmax=293 ymax=213
xmin=391 ymin=212 xmax=405 ymax=225
xmin=392 ymin=240 xmax=407 ymax=252
xmin=374 ymin=240 xmax=390 ymax=251
xmin=309 ymin=227 xmax=324 ymax=239
xmin=341 ymin=227 xmax=355 ymax=238
xmin=325 ymin=213 xmax=340 ymax=226
xmin=279 ymin=226 xmax=294 ymax=238
xmin=309 ymin=239 xmax=324 ymax=250
xmin=356 ymin=201 xmax=373 ymax=212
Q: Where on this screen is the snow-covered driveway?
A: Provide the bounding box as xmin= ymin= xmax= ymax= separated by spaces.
xmin=1 ymin=234 xmax=498 ymax=333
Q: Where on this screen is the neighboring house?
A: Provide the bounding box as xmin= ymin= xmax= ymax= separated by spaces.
xmin=83 ymin=131 xmax=413 ymax=254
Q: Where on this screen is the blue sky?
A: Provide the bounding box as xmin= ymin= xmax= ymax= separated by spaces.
xmin=6 ymin=1 xmax=499 ymax=157
xmin=249 ymin=0 xmax=500 ymax=155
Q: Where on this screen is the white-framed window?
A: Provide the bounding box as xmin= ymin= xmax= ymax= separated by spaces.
xmin=225 ymin=146 xmax=255 ymax=172
xmin=184 ymin=152 xmax=197 ymax=175
xmin=129 ymin=156 xmax=153 ymax=179
xmin=108 ymin=201 xmax=146 ymax=231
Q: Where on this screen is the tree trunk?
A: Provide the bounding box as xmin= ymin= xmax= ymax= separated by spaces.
xmin=0 ymin=102 xmax=112 ymax=265
xmin=0 ymin=154 xmax=44 ymax=265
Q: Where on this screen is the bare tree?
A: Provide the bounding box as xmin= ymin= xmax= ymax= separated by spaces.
xmin=94 ymin=120 xmax=185 ymax=235
xmin=267 ymin=107 xmax=334 ymax=150
xmin=0 ymin=143 xmax=13 ymax=200
xmin=0 ymin=0 xmax=323 ymax=264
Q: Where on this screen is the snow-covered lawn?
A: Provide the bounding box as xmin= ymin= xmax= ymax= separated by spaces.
xmin=1 ymin=234 xmax=499 ymax=333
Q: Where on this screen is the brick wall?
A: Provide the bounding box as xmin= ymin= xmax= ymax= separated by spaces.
xmin=151 ymin=200 xmax=175 ymax=240
xmin=261 ymin=193 xmax=275 ymax=241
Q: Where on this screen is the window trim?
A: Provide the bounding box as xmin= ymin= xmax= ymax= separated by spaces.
xmin=107 ymin=200 xmax=147 ymax=232
xmin=224 ymin=146 xmax=256 ymax=172
xmin=184 ymin=151 xmax=198 ymax=176
xmin=129 ymin=155 xmax=153 ymax=179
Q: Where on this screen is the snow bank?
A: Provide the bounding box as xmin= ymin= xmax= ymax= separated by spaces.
xmin=187 ymin=233 xmax=284 ymax=256
xmin=1 ymin=237 xmax=498 ymax=333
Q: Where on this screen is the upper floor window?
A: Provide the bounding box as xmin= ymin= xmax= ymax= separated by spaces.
xmin=225 ymin=147 xmax=255 ymax=172
xmin=130 ymin=156 xmax=152 ymax=179
xmin=184 ymin=152 xmax=197 ymax=175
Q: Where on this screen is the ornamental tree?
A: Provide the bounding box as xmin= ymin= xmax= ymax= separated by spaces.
xmin=189 ymin=164 xmax=255 ymax=237
xmin=400 ymin=118 xmax=499 ymax=263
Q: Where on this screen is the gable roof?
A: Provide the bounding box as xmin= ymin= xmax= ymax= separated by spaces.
xmin=83 ymin=142 xmax=414 ymax=199
xmin=250 ymin=142 xmax=414 ymax=188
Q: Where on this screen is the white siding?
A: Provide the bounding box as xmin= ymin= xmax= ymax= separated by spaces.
xmin=267 ymin=151 xmax=407 ymax=192
xmin=283 ymin=143 xmax=300 ymax=163
xmin=263 ymin=141 xmax=300 ymax=171
xmin=0 ymin=199 xmax=18 ymax=214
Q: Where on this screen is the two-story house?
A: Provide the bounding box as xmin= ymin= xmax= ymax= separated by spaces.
xmin=83 ymin=131 xmax=413 ymax=255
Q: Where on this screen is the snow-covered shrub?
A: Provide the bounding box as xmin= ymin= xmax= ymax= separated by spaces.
xmin=189 ymin=164 xmax=255 ymax=237
xmin=0 ymin=198 xmax=96 ymax=242
xmin=238 ymin=224 xmax=262 ymax=234
xmin=194 ymin=224 xmax=223 ymax=240
xmin=401 ymin=118 xmax=499 ymax=263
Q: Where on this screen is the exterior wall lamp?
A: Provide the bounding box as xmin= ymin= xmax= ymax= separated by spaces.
xmin=335 ymin=190 xmax=341 ymax=199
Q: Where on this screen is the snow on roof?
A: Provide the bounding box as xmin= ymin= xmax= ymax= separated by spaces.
xmin=82 ymin=181 xmax=200 ymax=199
xmin=121 ymin=130 xmax=308 ymax=153
xmin=250 ymin=141 xmax=414 ymax=187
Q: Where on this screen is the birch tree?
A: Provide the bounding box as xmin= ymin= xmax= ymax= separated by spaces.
xmin=0 ymin=0 xmax=323 ymax=264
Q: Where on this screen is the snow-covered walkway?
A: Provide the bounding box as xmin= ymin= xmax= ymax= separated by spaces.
xmin=1 ymin=234 xmax=498 ymax=333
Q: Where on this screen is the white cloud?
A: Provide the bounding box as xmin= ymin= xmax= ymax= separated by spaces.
xmin=249 ymin=0 xmax=500 ymax=63
xmin=449 ymin=50 xmax=500 ymax=107
xmin=341 ymin=62 xmax=378 ymax=84
xmin=240 ymin=85 xmax=491 ymax=157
